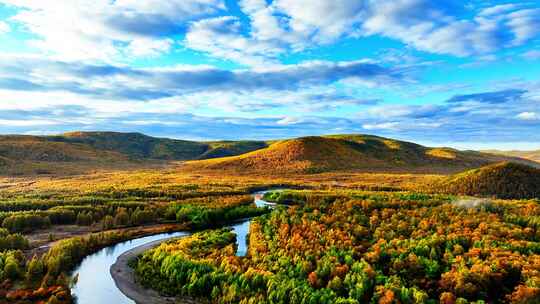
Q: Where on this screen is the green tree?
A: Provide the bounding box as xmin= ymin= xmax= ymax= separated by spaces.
xmin=26 ymin=255 xmax=45 ymax=282
xmin=102 ymin=215 xmax=114 ymax=230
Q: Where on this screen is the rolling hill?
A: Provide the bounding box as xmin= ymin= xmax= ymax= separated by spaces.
xmin=185 ymin=134 xmax=534 ymax=174
xmin=0 ymin=131 xmax=536 ymax=176
xmin=0 ymin=132 xmax=268 ymax=175
xmin=434 ymin=162 xmax=540 ymax=199
xmin=50 ymin=132 xmax=268 ymax=160
xmin=482 ymin=149 xmax=540 ymax=163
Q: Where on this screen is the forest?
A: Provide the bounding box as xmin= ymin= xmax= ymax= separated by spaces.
xmin=133 ymin=190 xmax=540 ymax=304
xmin=0 ymin=182 xmax=270 ymax=304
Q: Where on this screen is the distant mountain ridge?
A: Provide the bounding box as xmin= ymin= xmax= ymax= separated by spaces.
xmin=0 ymin=131 xmax=536 ymax=175
xmin=482 ymin=149 xmax=540 ymax=163
xmin=0 ymin=132 xmax=267 ymax=175
xmin=53 ymin=132 xmax=268 ymax=160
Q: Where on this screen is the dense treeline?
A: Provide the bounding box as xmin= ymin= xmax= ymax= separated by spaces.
xmin=165 ymin=195 xmax=269 ymax=228
xmin=0 ymin=181 xmax=282 ymax=234
xmin=0 ymin=228 xmax=29 ymax=251
xmin=134 ymin=190 xmax=540 ymax=303
xmin=0 ymin=203 xmax=157 ymax=233
xmin=0 ymin=192 xmax=266 ymax=235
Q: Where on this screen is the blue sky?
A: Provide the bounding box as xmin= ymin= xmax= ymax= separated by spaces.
xmin=0 ymin=0 xmax=539 ymax=149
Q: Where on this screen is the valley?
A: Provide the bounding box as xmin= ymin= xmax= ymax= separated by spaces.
xmin=0 ymin=132 xmax=539 ymax=304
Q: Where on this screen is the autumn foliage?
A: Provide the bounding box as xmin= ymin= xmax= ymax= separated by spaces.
xmin=133 ymin=190 xmax=540 ymax=303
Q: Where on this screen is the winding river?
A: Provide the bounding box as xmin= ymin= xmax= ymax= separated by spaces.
xmin=70 ymin=191 xmax=276 ymax=304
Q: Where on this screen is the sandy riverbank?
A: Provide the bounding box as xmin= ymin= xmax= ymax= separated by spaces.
xmin=110 ymin=236 xmax=200 ymax=304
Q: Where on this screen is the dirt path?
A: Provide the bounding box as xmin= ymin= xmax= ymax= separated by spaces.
xmin=110 ymin=237 xmax=200 ymax=304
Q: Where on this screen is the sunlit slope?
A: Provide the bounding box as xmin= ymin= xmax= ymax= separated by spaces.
xmin=186 ymin=135 xmax=525 ymax=174
xmin=0 ymin=135 xmax=127 ymax=162
xmin=0 ymin=135 xmax=131 ymax=175
xmin=435 ymin=162 xmax=540 ymax=199
xmin=482 ymin=149 xmax=540 ymax=163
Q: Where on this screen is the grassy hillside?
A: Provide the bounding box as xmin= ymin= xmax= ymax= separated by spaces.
xmin=50 ymin=132 xmax=268 ymax=160
xmin=186 ymin=134 xmax=526 ymax=174
xmin=0 ymin=131 xmax=534 ymax=176
xmin=0 ymin=135 xmax=134 ymax=175
xmin=482 ymin=149 xmax=540 ymax=163
xmin=435 ymin=161 xmax=540 ymax=199
xmin=0 ymin=135 xmax=127 ymax=162
xmin=51 ymin=132 xmax=209 ymax=160
xmin=200 ymin=141 xmax=268 ymax=159
xmin=0 ymin=132 xmax=268 ymax=175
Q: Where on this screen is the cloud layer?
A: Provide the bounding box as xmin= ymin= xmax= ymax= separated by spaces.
xmin=0 ymin=1 xmax=539 ymax=148
xmin=2 ymin=0 xmax=539 ymax=63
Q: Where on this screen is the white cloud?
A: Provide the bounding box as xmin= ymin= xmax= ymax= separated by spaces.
xmin=362 ymin=122 xmax=400 ymax=130
xmin=276 ymin=116 xmax=304 ymax=125
xmin=0 ymin=21 xmax=10 ymax=34
xmin=479 ymin=4 xmax=519 ymax=17
xmin=185 ymin=16 xmax=283 ymax=66
xmin=1 ymin=0 xmax=224 ymax=61
xmin=506 ymin=9 xmax=540 ymax=45
xmin=516 ymin=111 xmax=539 ymax=121
xmin=362 ymin=1 xmax=539 ymax=57
xmin=185 ymin=0 xmax=368 ymax=66
xmin=127 ymin=38 xmax=173 ymax=57
xmin=273 ymin=0 xmax=366 ymax=43
xmin=2 ymin=0 xmax=538 ymax=65
xmin=0 ymin=119 xmax=59 ymax=126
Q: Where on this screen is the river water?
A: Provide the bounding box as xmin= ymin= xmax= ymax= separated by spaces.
xmin=70 ymin=191 xmax=275 ymax=304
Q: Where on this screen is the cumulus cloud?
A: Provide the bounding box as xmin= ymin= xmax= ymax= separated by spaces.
xmin=126 ymin=38 xmax=173 ymax=57
xmin=0 ymin=21 xmax=9 ymax=34
xmin=181 ymin=1 xmax=540 ymax=66
xmin=185 ymin=16 xmax=286 ymax=66
xmin=183 ymin=0 xmax=369 ymax=65
xmin=362 ymin=1 xmax=539 ymax=57
xmin=1 ymin=0 xmax=224 ymax=60
xmin=516 ymin=112 xmax=539 ymax=121
xmin=2 ymin=1 xmax=538 ymax=64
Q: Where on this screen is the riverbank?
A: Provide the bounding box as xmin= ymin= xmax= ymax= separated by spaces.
xmin=26 ymin=222 xmax=188 ymax=259
xmin=110 ymin=236 xmax=201 ymax=304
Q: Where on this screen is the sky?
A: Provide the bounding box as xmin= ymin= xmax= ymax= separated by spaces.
xmin=0 ymin=0 xmax=539 ymax=150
